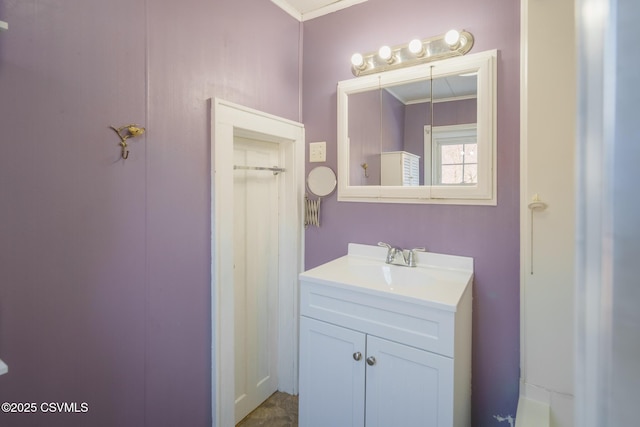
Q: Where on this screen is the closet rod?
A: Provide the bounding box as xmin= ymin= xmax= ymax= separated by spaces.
xmin=233 ymin=165 xmax=285 ymax=175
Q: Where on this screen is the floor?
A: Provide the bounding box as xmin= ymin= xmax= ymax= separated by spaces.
xmin=236 ymin=392 xmax=299 ymax=427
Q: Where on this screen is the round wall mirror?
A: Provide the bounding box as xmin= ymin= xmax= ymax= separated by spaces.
xmin=307 ymin=166 xmax=337 ymax=197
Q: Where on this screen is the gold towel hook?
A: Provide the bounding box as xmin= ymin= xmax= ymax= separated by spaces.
xmin=361 ymin=162 xmax=369 ymax=178
xmin=109 ymin=124 xmax=146 ymax=160
xmin=121 ymin=141 xmax=130 ymax=160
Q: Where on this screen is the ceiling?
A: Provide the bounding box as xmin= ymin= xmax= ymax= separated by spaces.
xmin=386 ymin=74 xmax=478 ymax=105
xmin=271 ymin=0 xmax=368 ymax=21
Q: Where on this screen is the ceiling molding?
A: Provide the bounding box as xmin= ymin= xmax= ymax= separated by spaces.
xmin=271 ymin=0 xmax=303 ymax=20
xmin=271 ymin=0 xmax=368 ymax=22
xmin=301 ymin=0 xmax=368 ymax=21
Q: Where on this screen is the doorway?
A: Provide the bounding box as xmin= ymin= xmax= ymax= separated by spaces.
xmin=211 ymin=99 xmax=305 ymax=427
xmin=233 ymin=138 xmax=280 ymax=422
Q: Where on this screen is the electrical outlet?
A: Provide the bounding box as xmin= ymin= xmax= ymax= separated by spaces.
xmin=309 ymin=141 xmax=326 ymax=163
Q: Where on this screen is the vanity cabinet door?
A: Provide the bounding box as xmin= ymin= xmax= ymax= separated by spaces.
xmin=299 ymin=316 xmax=366 ymax=427
xmin=365 ymin=336 xmax=454 ymax=427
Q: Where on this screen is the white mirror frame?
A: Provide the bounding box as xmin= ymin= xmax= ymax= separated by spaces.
xmin=337 ymin=49 xmax=497 ymax=205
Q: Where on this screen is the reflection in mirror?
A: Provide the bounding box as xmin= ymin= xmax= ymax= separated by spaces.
xmin=348 ymin=88 xmax=382 ymax=185
xmin=431 ymin=123 xmax=478 ymax=185
xmin=348 ymin=73 xmax=477 ymax=187
xmin=338 ymin=49 xmax=496 ymax=204
xmin=430 ymin=73 xmax=477 ymax=185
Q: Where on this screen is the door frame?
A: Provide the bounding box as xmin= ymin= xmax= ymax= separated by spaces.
xmin=211 ymin=98 xmax=305 ymax=427
xmin=519 ymin=1 xmax=575 ymax=422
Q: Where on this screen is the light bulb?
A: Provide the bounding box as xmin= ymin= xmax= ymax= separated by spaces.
xmin=445 ymin=29 xmax=461 ymax=47
xmin=378 ymin=45 xmax=392 ymax=61
xmin=351 ymin=53 xmax=364 ymax=68
xmin=408 ymin=39 xmax=424 ymax=56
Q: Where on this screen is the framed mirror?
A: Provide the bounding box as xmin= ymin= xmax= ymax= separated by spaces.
xmin=337 ymin=50 xmax=497 ymax=204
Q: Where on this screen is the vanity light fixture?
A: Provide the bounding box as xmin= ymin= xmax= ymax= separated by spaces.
xmin=351 ymin=53 xmax=367 ymax=71
xmin=349 ymin=29 xmax=474 ymax=76
xmin=408 ymin=39 xmax=426 ymax=57
xmin=378 ymin=45 xmax=395 ymax=63
xmin=444 ymin=29 xmax=461 ymax=47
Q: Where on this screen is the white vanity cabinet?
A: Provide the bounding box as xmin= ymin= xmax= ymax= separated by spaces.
xmin=300 ymin=316 xmax=453 ymax=427
xmin=298 ymin=243 xmax=473 ymax=427
xmin=365 ymin=333 xmax=453 ymax=427
xmin=299 ymin=316 xmax=366 ymax=426
xmin=380 ymin=151 xmax=420 ymax=186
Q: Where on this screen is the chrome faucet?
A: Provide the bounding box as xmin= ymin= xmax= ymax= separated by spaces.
xmin=377 ymin=242 xmax=425 ymax=267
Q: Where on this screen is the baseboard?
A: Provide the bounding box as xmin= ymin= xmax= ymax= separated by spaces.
xmin=515 ymin=395 xmax=550 ymax=427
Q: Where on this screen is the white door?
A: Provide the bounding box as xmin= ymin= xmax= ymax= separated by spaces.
xmin=365 ymin=336 xmax=453 ymax=427
xmin=233 ymin=137 xmax=280 ymax=423
xmin=298 ymin=317 xmax=366 ymax=427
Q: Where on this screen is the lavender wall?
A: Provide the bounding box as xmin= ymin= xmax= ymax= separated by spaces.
xmin=0 ymin=1 xmax=299 ymax=426
xmin=349 ymin=89 xmax=405 ymax=185
xmin=302 ymin=1 xmax=521 ymax=425
xmin=381 ymin=89 xmax=405 ymax=154
xmin=349 ymin=90 xmax=382 ymax=185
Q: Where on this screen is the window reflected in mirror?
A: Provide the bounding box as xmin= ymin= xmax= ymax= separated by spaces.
xmin=430 ymin=124 xmax=478 ymax=185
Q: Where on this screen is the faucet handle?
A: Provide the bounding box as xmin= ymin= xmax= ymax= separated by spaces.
xmin=407 ymin=247 xmax=426 ymax=267
xmin=378 ymin=242 xmax=397 ymax=264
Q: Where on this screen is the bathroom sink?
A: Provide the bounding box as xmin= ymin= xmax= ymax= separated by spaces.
xmin=299 ymin=243 xmax=473 ymax=425
xmin=300 ymin=243 xmax=473 ymax=311
xmin=346 ymin=257 xmax=448 ymax=287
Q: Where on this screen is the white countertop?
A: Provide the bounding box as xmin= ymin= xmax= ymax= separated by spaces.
xmin=300 ymin=243 xmax=473 ymax=311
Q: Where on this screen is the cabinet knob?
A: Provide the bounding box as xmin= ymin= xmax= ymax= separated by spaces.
xmin=353 ymin=352 xmax=362 ymax=361
xmin=366 ymin=356 xmax=376 ymax=366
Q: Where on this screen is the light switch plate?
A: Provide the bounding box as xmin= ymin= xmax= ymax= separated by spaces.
xmin=309 ymin=141 xmax=326 ymax=163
